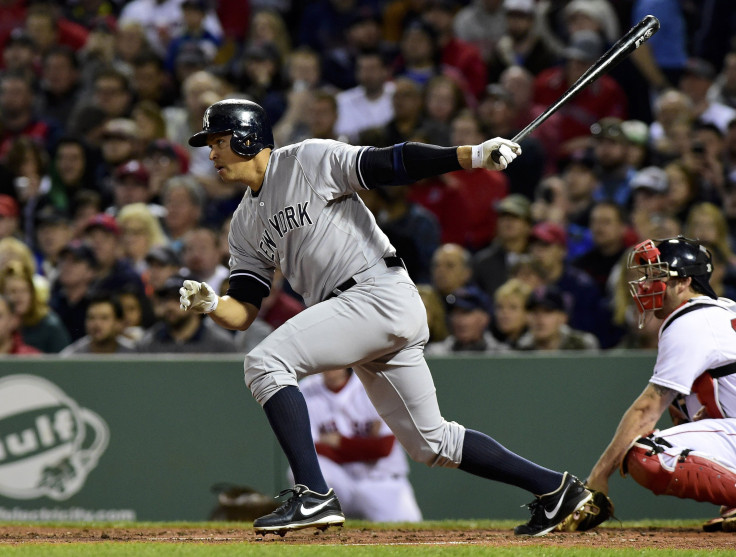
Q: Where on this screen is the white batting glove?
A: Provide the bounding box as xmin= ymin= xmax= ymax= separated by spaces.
xmin=179 ymin=280 xmax=219 ymax=313
xmin=471 ymin=138 xmax=522 ymax=171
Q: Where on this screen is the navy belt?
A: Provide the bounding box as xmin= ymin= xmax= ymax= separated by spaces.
xmin=327 ymin=257 xmax=406 ymax=300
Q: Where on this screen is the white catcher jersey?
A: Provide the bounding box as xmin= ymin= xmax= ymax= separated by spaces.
xmin=299 ymin=372 xmax=409 ymax=480
xmin=227 ymin=139 xmax=394 ymax=307
xmin=652 ymin=297 xmax=736 ymax=418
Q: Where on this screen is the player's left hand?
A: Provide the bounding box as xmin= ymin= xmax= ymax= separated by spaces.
xmin=472 ymin=138 xmax=522 ymax=171
xmin=179 ymin=279 xmax=219 ymax=313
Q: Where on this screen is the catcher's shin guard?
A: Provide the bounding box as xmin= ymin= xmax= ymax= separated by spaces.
xmin=624 ymin=438 xmax=736 ymax=506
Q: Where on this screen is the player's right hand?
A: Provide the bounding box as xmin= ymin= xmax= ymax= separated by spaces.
xmin=179 ymin=280 xmax=219 ymax=313
xmin=472 ymin=138 xmax=522 ymax=171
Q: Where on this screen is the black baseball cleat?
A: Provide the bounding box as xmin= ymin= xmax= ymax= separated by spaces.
xmin=253 ymin=484 xmax=345 ymax=536
xmin=514 ymin=472 xmax=592 ymax=536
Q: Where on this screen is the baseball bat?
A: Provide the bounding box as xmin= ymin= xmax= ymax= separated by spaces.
xmin=491 ymin=14 xmax=660 ymax=164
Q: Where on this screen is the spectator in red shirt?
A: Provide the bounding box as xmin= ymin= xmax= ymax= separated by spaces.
xmin=533 ymin=30 xmax=627 ymax=161
xmin=423 ymin=0 xmax=487 ymax=101
xmin=0 ymin=72 xmax=52 ymax=160
xmin=0 ymin=293 xmax=41 ymax=355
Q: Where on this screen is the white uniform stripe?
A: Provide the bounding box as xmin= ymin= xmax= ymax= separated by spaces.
xmin=356 ymin=147 xmax=369 ymax=190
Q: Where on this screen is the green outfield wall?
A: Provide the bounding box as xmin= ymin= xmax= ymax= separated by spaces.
xmin=0 ymin=353 xmax=719 ymax=522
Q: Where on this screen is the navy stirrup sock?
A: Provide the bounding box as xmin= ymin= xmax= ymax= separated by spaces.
xmin=459 ymin=429 xmax=563 ymax=495
xmin=263 ymin=386 xmax=328 ymax=494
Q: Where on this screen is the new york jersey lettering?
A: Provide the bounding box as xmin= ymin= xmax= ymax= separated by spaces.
xmin=268 ymin=202 xmax=314 ymax=238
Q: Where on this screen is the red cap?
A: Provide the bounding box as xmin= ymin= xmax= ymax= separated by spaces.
xmin=0 ymin=195 xmax=19 ymax=218
xmin=531 ymin=221 xmax=567 ymax=247
xmin=113 ymin=160 xmax=150 ymax=184
xmin=84 ymin=213 xmax=120 ymax=236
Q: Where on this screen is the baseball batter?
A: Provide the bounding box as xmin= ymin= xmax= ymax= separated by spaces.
xmin=180 ymin=98 xmax=592 ymax=536
xmin=586 ymin=237 xmax=736 ymax=531
xmin=297 ymin=368 xmax=422 ymax=522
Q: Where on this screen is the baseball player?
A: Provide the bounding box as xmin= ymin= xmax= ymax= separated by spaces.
xmin=180 ymin=98 xmax=592 ymax=536
xmin=297 ymin=367 xmax=422 ymax=522
xmin=585 ymin=236 xmax=736 ymax=531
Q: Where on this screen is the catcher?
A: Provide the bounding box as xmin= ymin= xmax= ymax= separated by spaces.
xmin=563 ymin=237 xmax=736 ymax=532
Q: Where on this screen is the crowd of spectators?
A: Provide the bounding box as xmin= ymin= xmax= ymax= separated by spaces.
xmin=1 ymin=0 xmax=736 ymax=356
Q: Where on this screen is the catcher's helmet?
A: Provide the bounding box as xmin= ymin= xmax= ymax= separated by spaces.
xmin=627 ymin=236 xmax=717 ymax=326
xmin=188 ymin=99 xmax=274 ymax=157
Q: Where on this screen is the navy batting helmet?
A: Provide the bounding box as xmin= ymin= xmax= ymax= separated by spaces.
xmin=188 ymin=99 xmax=274 ymax=157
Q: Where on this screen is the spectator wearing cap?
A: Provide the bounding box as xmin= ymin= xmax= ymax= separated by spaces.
xmin=49 ymin=241 xmax=99 ymax=341
xmin=680 ymin=57 xmax=736 ymax=134
xmin=590 ymin=117 xmax=637 ymax=207
xmin=621 ymin=120 xmax=650 ymax=169
xmin=335 ymin=50 xmax=396 ymax=144
xmin=516 ymin=286 xmax=599 ymax=351
xmin=145 ymin=245 xmax=184 ymax=292
xmin=528 ymin=220 xmax=603 ymax=343
xmin=559 ymin=150 xmax=599 ymax=229
xmin=110 ymin=160 xmax=155 ymax=214
xmin=0 ymin=72 xmax=54 ymax=160
xmin=92 ymin=67 xmax=134 ymax=119
xmin=138 ymin=275 xmax=237 ymax=354
xmin=629 ymin=166 xmax=669 ymax=235
xmin=0 ymin=195 xmax=20 ymax=240
xmin=486 ymin=0 xmax=557 ymax=84
xmin=425 ymin=285 xmax=508 ymax=354
xmin=393 ymin=19 xmax=444 ymax=92
xmin=100 ymin=119 xmax=141 ymax=183
xmin=34 ymin=207 xmax=73 ymax=283
xmin=165 ymin=0 xmax=222 ymax=75
xmin=143 ymin=139 xmax=189 ymax=197
xmin=321 ymin=8 xmax=391 ymax=91
xmin=173 ymin=42 xmax=210 ymax=85
xmin=472 ymin=194 xmax=533 ymax=300
xmin=688 ymin=121 xmax=728 ymax=206
xmin=572 ymin=200 xmax=631 ymax=300
xmin=0 ymin=260 xmax=71 ymax=353
xmin=0 ymin=294 xmax=41 ymax=355
xmin=233 ymin=41 xmax=287 ymax=124
xmin=477 ymin=84 xmax=546 ymax=200
xmin=422 ymin=0 xmax=487 ymax=101
xmin=60 ymin=294 xmax=137 ymax=355
xmin=82 ymin=213 xmax=146 ymax=297
xmin=532 ymin=30 xmax=628 ymax=158
xmin=452 ymin=0 xmax=507 ymax=64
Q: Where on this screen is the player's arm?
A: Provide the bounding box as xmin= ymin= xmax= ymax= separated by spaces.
xmin=356 ymin=139 xmax=521 ymax=189
xmin=586 ymin=382 xmax=677 ymax=494
xmin=179 ymin=278 xmax=262 ymax=331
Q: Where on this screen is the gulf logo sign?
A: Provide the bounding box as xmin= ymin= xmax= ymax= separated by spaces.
xmin=0 ymin=375 xmax=109 ymax=500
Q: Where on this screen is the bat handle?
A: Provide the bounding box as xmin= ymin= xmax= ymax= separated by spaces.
xmin=490 ymin=132 xmax=524 ymax=165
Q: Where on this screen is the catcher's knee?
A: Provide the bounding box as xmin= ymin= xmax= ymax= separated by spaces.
xmin=624 ymin=436 xmax=736 ymax=506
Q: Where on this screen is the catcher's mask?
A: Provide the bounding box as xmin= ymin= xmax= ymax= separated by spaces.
xmin=188 ymin=99 xmax=274 ymax=157
xmin=627 ymin=236 xmax=716 ymax=328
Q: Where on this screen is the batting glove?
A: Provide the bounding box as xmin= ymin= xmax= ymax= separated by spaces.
xmin=179 ymin=280 xmax=219 ymax=313
xmin=471 ymin=138 xmax=522 ymax=171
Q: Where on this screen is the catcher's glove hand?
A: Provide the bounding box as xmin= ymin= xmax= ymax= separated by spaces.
xmin=555 ymin=490 xmax=615 ymax=532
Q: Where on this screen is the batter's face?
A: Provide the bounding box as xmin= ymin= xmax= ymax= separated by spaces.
xmin=207 ymin=133 xmax=270 ymax=190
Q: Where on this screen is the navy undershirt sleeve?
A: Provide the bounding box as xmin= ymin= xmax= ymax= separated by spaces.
xmin=226 ymin=271 xmax=271 ymax=309
xmin=358 ymin=142 xmax=462 ymax=188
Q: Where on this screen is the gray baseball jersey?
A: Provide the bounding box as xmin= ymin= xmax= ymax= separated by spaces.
xmin=227 ymin=139 xmax=394 ymax=307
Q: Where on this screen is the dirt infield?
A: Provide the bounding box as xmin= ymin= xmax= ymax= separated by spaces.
xmin=1 ymin=525 xmax=734 ymax=549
